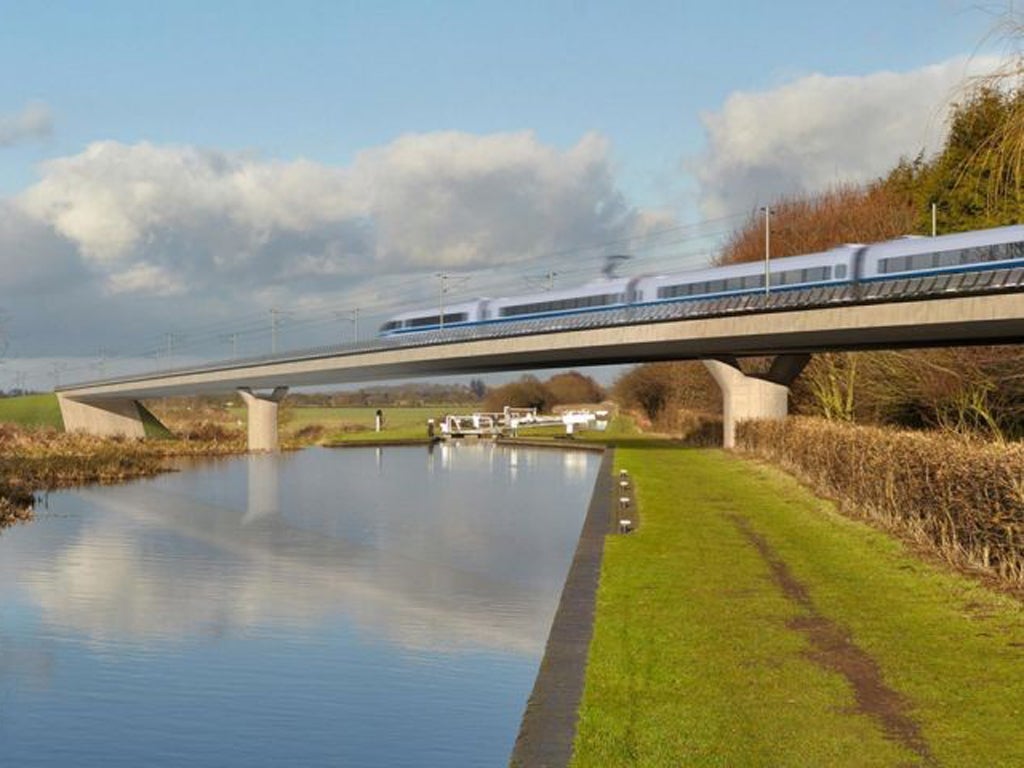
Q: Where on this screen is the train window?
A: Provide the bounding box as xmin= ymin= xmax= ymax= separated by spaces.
xmin=724 ymin=277 xmax=743 ymax=291
xmin=444 ymin=312 xmax=468 ymax=324
xmin=910 ymin=253 xmax=935 ymax=270
xmin=935 ymin=250 xmax=959 ymax=267
xmin=802 ymin=267 xmax=829 ymax=282
xmin=835 ymin=264 xmax=847 ymax=279
xmin=880 ymin=256 xmax=908 ymax=273
xmin=499 ymin=294 xmax=617 ymax=317
xmin=408 ymin=315 xmax=442 ymax=328
xmin=659 ymin=283 xmax=700 ymax=299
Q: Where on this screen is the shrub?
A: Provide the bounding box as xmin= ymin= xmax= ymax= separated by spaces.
xmin=613 ymin=362 xmax=720 ymax=425
xmin=544 ymin=371 xmax=605 ymax=405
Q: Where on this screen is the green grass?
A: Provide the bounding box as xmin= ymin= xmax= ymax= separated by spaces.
xmin=572 ymin=446 xmax=1024 ymax=767
xmin=303 ymin=406 xmax=453 ymax=443
xmin=0 ymin=394 xmax=64 ymax=429
xmin=138 ymin=402 xmax=174 ymax=438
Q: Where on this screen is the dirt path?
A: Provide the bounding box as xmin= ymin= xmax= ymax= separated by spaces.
xmin=729 ymin=513 xmax=936 ymax=766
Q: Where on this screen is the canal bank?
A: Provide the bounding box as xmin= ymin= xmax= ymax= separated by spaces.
xmin=568 ymin=445 xmax=1024 ymax=767
xmin=509 ymin=448 xmax=615 ymax=767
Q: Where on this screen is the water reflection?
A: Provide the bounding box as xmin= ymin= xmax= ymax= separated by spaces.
xmin=0 ymin=444 xmax=600 ymax=768
xmin=244 ymin=453 xmax=279 ymax=522
xmin=3 ymin=446 xmax=597 ymax=655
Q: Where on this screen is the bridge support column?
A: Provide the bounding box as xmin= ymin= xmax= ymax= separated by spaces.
xmin=57 ymin=394 xmax=149 ymax=438
xmin=703 ymin=355 xmax=809 ymax=449
xmin=238 ymin=387 xmax=288 ymax=452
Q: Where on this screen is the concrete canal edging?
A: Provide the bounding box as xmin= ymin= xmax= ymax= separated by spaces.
xmin=509 ymin=448 xmax=616 ymax=767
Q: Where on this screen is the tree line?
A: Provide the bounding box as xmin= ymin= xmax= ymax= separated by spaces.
xmin=618 ymin=75 xmax=1024 ymax=441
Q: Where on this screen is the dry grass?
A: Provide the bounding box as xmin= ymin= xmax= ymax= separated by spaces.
xmin=736 ymin=417 xmax=1024 ymax=586
xmin=0 ymin=423 xmax=258 ymax=531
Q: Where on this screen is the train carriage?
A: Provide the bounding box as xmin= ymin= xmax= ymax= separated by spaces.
xmin=377 ymin=224 xmax=1024 ymax=337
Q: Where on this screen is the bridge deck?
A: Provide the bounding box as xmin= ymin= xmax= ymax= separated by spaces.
xmin=58 ymin=268 xmax=1024 ymax=399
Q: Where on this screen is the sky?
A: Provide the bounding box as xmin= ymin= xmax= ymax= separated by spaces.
xmin=0 ymin=0 xmax=1011 ymax=389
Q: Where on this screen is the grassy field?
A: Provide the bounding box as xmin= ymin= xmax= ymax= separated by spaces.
xmin=293 ymin=405 xmax=449 ymax=442
xmin=0 ymin=394 xmax=63 ymax=429
xmin=572 ymin=446 xmax=1024 ymax=767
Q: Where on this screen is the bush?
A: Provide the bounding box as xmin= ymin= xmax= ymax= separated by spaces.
xmin=482 ymin=371 xmax=605 ymax=413
xmin=483 ymin=375 xmax=552 ymax=412
xmin=544 ymin=371 xmax=605 ymax=405
xmin=612 ymin=362 xmax=722 ymax=429
xmin=737 ymin=417 xmax=1024 ymax=585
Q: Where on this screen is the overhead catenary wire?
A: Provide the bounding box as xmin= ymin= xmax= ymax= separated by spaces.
xmin=14 ymin=211 xmax=751 ymax=387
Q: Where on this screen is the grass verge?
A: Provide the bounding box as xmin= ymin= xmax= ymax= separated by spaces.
xmin=572 ymin=446 xmax=1024 ymax=767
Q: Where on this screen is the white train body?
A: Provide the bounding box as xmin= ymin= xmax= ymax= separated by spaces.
xmin=378 ymin=224 xmax=1024 ymax=336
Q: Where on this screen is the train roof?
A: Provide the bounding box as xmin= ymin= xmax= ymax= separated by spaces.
xmin=866 ymin=223 xmax=1024 ymax=256
xmin=645 ymin=246 xmax=852 ymax=283
xmin=489 ymin=276 xmax=631 ymax=306
xmin=385 ymin=299 xmax=483 ymax=322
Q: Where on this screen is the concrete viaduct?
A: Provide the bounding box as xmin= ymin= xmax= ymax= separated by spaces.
xmin=55 ymin=270 xmax=1024 ymax=451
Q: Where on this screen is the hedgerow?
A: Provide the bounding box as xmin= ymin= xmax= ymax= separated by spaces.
xmin=736 ymin=417 xmax=1024 ymax=585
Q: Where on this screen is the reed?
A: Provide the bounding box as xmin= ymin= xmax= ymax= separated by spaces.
xmin=0 ymin=423 xmax=262 ymax=530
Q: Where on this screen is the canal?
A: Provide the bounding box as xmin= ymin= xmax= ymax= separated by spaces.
xmin=0 ymin=443 xmax=601 ymax=767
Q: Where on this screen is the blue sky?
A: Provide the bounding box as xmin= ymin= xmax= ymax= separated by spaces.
xmin=0 ymin=1 xmax=993 ymax=197
xmin=0 ymin=0 xmax=1008 ymax=385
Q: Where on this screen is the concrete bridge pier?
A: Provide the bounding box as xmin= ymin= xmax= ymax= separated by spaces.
xmin=237 ymin=386 xmax=288 ymax=452
xmin=57 ymin=394 xmax=150 ymax=438
xmin=703 ymin=355 xmax=810 ymax=449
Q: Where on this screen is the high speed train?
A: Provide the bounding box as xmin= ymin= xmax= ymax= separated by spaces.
xmin=378 ymin=224 xmax=1024 ymax=337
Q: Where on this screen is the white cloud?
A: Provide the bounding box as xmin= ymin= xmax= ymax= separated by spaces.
xmin=105 ymin=262 xmax=185 ymax=296
xmin=695 ymin=55 xmax=1003 ymax=217
xmin=17 ymin=131 xmax=643 ymax=298
xmin=0 ymin=102 xmax=52 ymax=147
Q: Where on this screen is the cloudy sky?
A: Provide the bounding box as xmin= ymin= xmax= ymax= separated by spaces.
xmin=0 ymin=0 xmax=1007 ymax=388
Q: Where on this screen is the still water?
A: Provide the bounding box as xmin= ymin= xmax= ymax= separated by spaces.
xmin=0 ymin=444 xmax=600 ymax=767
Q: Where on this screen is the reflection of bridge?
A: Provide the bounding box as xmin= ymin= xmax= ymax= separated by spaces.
xmin=56 ymin=267 xmax=1024 ymax=448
